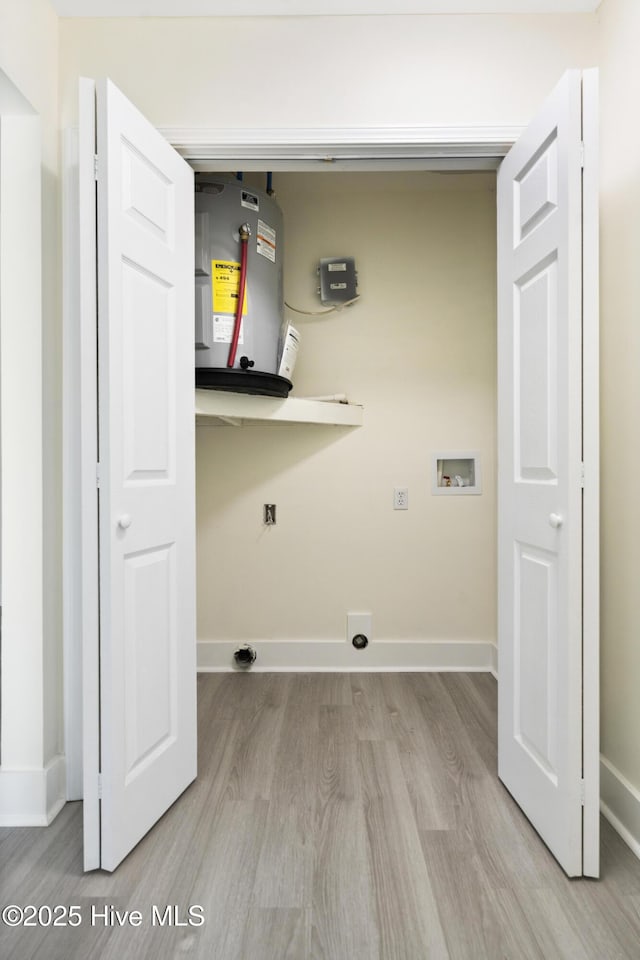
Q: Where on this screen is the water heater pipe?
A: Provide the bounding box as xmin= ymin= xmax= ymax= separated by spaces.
xmin=227 ymin=223 xmax=251 ymax=368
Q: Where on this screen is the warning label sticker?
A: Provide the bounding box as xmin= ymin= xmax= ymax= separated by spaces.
xmin=241 ymin=190 xmax=259 ymax=213
xmin=257 ymin=220 xmax=276 ymax=263
xmin=212 ymin=314 xmax=244 ymax=345
xmin=212 ymin=260 xmax=248 ymax=316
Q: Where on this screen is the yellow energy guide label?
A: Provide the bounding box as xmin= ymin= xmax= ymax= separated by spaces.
xmin=212 ymin=260 xmax=248 ymax=316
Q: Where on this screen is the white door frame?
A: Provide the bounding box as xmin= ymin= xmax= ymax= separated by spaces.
xmin=159 ymin=124 xmax=522 ymax=171
xmin=62 ymin=123 xmax=522 ymax=790
xmin=61 ymin=84 xmax=101 ymax=843
xmin=581 ymin=69 xmax=600 ymax=878
xmin=63 ymin=118 xmax=598 ymax=869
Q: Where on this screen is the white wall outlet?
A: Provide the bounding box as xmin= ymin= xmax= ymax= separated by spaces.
xmin=393 ymin=487 xmax=408 ymax=510
xmin=347 ymin=612 xmax=372 ymax=645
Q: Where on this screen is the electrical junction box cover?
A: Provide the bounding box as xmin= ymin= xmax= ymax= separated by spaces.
xmin=318 ymin=257 xmax=358 ymax=304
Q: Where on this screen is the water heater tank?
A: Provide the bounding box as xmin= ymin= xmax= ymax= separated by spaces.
xmin=194 ymin=177 xmax=291 ymax=397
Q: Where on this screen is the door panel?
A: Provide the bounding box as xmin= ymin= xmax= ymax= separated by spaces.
xmin=121 ymin=261 xmax=174 ymax=480
xmin=515 ymin=257 xmax=558 ymax=480
xmin=515 ymin=543 xmax=558 ymax=778
xmin=515 ymin=132 xmax=558 ymax=241
xmin=497 ymin=70 xmax=596 ymax=877
xmin=95 ymin=78 xmax=195 ymax=872
xmin=123 ymin=543 xmax=176 ymax=782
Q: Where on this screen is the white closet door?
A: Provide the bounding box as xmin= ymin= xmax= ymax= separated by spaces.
xmin=497 ymin=69 xmax=599 ymax=877
xmin=82 ymin=77 xmax=196 ymax=872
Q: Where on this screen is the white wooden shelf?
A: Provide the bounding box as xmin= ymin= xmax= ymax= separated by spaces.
xmin=195 ymin=389 xmax=363 ymax=427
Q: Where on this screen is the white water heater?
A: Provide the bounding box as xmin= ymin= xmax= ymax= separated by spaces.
xmin=195 ymin=176 xmax=291 ymax=397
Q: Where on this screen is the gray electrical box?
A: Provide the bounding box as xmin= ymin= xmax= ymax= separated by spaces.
xmin=318 ymin=257 xmax=358 ymax=304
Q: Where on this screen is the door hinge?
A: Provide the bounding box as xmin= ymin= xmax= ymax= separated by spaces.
xmin=580 ymin=462 xmax=585 ymax=488
xmin=96 ymin=462 xmax=101 ymax=488
xmin=94 ymin=154 xmax=99 ymax=181
xmin=97 ymin=773 xmax=102 ymax=799
xmin=579 ymin=141 xmax=585 ymax=169
xmin=580 ymin=778 xmax=585 ymax=805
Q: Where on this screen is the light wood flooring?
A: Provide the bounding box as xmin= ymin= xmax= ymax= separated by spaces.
xmin=1 ymin=672 xmax=640 ymax=959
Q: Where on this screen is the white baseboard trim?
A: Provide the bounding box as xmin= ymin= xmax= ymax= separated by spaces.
xmin=600 ymin=755 xmax=640 ymax=861
xmin=197 ymin=638 xmax=496 ymax=673
xmin=0 ymin=755 xmax=66 ymax=827
xmin=489 ymin=641 xmax=498 ymax=680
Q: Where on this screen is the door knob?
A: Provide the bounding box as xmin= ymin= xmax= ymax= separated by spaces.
xmin=548 ymin=513 xmax=563 ymax=529
xmin=118 ymin=514 xmax=132 ymax=530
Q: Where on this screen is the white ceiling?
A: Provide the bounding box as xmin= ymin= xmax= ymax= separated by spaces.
xmin=50 ymin=1 xmax=600 ymax=18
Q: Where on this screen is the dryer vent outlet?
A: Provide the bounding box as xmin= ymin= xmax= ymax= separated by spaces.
xmin=234 ymin=645 xmax=257 ymax=668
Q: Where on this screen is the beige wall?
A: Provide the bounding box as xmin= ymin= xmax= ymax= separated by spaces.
xmin=0 ymin=0 xmax=61 ymax=770
xmin=3 ymin=1 xmax=639 ymax=848
xmin=59 ymin=14 xmax=597 ymax=129
xmin=598 ymin=0 xmax=640 ymax=795
xmin=56 ymin=10 xmax=598 ymax=657
xmin=0 ymin=0 xmax=58 ymax=164
xmin=197 ymin=172 xmax=497 ymax=647
xmin=5 ymin=0 xmax=640 ymax=854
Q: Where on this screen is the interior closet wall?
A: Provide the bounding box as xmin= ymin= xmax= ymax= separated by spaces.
xmin=598 ymin=0 xmax=640 ymax=822
xmin=0 ymin=0 xmax=61 ymax=800
xmin=56 ymin=13 xmax=597 ymax=657
xmin=56 ymin=12 xmax=598 ymax=659
xmin=196 ymin=171 xmax=497 ymax=652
